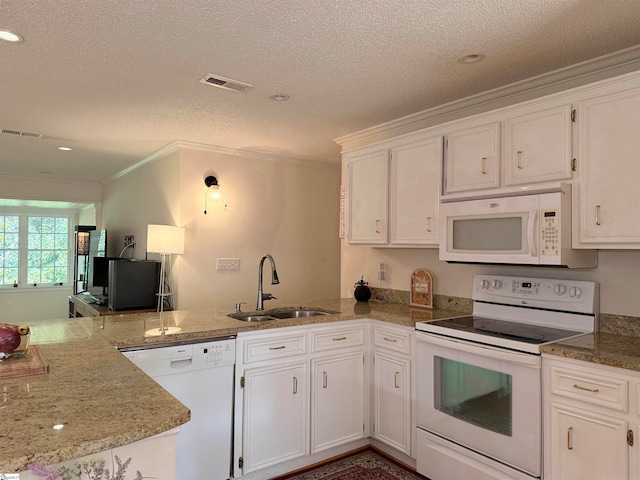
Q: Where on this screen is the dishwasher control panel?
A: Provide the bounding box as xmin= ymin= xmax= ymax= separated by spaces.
xmin=120 ymin=337 xmax=236 ymax=376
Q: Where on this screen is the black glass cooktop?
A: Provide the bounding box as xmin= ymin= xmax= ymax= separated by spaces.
xmin=427 ymin=316 xmax=584 ymax=345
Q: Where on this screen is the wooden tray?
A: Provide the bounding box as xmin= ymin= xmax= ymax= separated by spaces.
xmin=0 ymin=345 xmax=49 ymax=378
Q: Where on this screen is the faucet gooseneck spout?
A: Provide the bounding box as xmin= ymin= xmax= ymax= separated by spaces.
xmin=257 ymin=254 xmax=280 ymax=310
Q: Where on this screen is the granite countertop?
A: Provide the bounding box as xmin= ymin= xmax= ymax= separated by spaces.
xmin=0 ymin=298 xmax=462 ymax=473
xmin=541 ymin=331 xmax=640 ymax=372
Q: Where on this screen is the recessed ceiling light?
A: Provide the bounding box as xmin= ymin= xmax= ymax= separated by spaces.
xmin=270 ymin=94 xmax=290 ymax=101
xmin=0 ymin=30 xmax=24 ymax=42
xmin=458 ymin=53 xmax=485 ymax=64
xmin=58 ymin=146 xmax=72 ymax=151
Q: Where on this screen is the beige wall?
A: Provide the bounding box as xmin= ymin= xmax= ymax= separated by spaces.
xmin=102 ymin=145 xmax=341 ymax=310
xmin=340 ymin=245 xmax=640 ymax=317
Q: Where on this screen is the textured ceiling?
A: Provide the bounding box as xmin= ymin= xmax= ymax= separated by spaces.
xmin=2 ymin=0 xmax=640 ymax=183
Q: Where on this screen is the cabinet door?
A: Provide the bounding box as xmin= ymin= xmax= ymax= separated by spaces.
xmin=504 ymin=105 xmax=573 ymax=186
xmin=548 ymin=402 xmax=628 ymax=480
xmin=242 ymin=361 xmax=308 ymax=473
xmin=577 ymin=88 xmax=640 ymax=247
xmin=373 ymin=351 xmax=411 ymax=455
xmin=311 ymin=351 xmax=365 ymax=453
xmin=389 ymin=136 xmax=442 ymax=245
xmin=347 ymin=150 xmax=388 ymax=244
xmin=444 ymin=122 xmax=500 ymax=193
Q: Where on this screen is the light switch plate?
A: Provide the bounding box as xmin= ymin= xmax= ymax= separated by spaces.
xmin=217 ymin=258 xmax=240 ymax=270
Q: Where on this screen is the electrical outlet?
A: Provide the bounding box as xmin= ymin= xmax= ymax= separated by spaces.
xmin=217 ymin=258 xmax=240 ymax=270
xmin=124 ymin=235 xmax=135 ymax=246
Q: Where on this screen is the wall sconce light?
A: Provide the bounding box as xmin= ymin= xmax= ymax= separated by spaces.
xmin=204 ymin=175 xmax=227 ymax=214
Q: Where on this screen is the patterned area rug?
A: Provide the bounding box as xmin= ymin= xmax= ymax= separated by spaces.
xmin=274 ymin=450 xmax=428 ymax=480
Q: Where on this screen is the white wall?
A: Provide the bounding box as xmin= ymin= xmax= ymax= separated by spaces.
xmin=102 ymin=145 xmax=341 ymax=310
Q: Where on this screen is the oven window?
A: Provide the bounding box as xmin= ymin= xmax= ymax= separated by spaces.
xmin=434 ymin=356 xmax=512 ymax=436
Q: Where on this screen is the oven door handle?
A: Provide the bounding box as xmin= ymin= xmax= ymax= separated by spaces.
xmin=416 ymin=332 xmax=541 ymax=368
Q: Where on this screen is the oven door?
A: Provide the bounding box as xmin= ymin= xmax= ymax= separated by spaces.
xmin=416 ymin=332 xmax=541 ymax=477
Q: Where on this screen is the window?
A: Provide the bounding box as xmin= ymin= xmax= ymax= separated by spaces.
xmin=0 ymin=211 xmax=72 ymax=287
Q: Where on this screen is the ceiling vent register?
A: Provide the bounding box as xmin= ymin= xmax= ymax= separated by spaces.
xmin=198 ymin=74 xmax=253 ymax=93
xmin=2 ymin=129 xmax=43 ymax=139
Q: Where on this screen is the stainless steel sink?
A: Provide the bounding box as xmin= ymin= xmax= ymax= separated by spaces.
xmin=269 ymin=310 xmax=330 ymax=319
xmin=231 ymin=314 xmax=277 ymax=322
xmin=228 ymin=307 xmax=337 ymax=322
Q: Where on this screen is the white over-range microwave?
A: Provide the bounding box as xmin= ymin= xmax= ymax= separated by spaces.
xmin=439 ymin=184 xmax=597 ymax=268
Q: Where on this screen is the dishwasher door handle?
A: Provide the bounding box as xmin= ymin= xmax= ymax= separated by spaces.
xmin=170 ymin=357 xmax=193 ymax=369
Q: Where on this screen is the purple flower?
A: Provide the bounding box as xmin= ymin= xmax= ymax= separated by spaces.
xmin=27 ymin=462 xmax=59 ymax=480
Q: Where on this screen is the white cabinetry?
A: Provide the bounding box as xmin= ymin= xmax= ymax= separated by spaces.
xmin=237 ymin=330 xmax=309 ymax=474
xmin=443 ymin=103 xmax=574 ymax=196
xmin=310 ymin=323 xmax=367 ymax=453
xmin=347 ymin=149 xmax=389 ymax=244
xmin=444 ymin=122 xmax=501 ymax=193
xmin=543 ymin=355 xmax=638 ymax=480
xmin=346 ymin=133 xmax=442 ymax=246
xmin=371 ymin=323 xmax=413 ymax=456
xmin=575 ymin=81 xmax=640 ymax=247
xmin=503 ymin=104 xmax=574 ymax=186
xmin=234 ymin=321 xmax=369 ymax=478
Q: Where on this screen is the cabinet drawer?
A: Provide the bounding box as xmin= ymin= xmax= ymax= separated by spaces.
xmin=549 ymin=364 xmax=628 ymax=412
xmin=242 ymin=332 xmax=307 ymax=364
xmin=311 ymin=325 xmax=365 ymax=352
xmin=373 ymin=325 xmax=411 ymax=355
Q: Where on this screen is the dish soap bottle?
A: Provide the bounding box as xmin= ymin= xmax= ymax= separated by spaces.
xmin=354 ymin=276 xmax=371 ymax=303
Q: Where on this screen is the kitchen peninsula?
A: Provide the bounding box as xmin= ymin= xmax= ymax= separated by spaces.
xmin=0 ymin=298 xmax=461 ymax=475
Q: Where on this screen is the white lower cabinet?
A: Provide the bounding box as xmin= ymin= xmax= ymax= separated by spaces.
xmin=543 ymin=354 xmax=639 ymax=480
xmin=242 ymin=360 xmax=309 ymax=473
xmin=371 ymin=323 xmax=413 ymax=456
xmin=234 ymin=321 xmax=369 ymax=478
xmin=311 ymin=351 xmax=365 ymax=452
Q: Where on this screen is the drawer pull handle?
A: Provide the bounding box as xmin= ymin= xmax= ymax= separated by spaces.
xmin=573 ymin=384 xmax=600 ymax=393
xmin=269 ymin=345 xmax=286 ymax=350
xmin=629 ymin=429 xmax=634 ymax=447
xmin=383 ymin=337 xmax=398 ymax=343
xmin=323 ymin=371 xmax=328 ymax=389
xmin=394 ymin=372 xmax=400 ymax=389
xmin=375 ymin=219 xmax=382 ymax=233
xmin=595 ymin=205 xmax=601 ymax=226
xmin=332 ymin=336 xmax=347 ymax=341
xmin=517 ymin=150 xmax=523 ymax=169
xmin=293 ymin=376 xmax=298 ymax=394
xmin=481 ymin=157 xmax=487 ymax=175
xmin=568 ymin=426 xmax=573 ymax=450
xmin=426 ymin=217 xmax=432 ymax=233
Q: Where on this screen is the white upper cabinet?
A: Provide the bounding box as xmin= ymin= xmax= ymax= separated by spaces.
xmin=346 ymin=132 xmax=442 ymax=247
xmin=443 ymin=103 xmax=574 ymax=196
xmin=575 ymin=83 xmax=640 ymax=247
xmin=347 ymin=149 xmax=389 ymax=245
xmin=444 ymin=122 xmax=500 ymax=193
xmin=504 ymin=104 xmax=574 ymax=186
xmin=389 ymin=136 xmax=442 ymax=245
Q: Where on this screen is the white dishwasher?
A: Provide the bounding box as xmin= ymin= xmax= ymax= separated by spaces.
xmin=121 ymin=337 xmax=235 ymax=480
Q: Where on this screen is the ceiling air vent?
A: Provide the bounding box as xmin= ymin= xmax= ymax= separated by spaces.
xmin=199 ymin=74 xmax=253 ymax=93
xmin=2 ymin=128 xmax=43 ymax=139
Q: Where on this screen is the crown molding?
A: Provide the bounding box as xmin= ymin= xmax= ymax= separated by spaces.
xmin=334 ymin=44 xmax=640 ymax=151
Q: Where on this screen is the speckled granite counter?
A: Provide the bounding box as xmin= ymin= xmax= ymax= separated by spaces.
xmin=541 ymin=332 xmax=640 ymax=372
xmin=0 ymin=298 xmax=464 ymax=473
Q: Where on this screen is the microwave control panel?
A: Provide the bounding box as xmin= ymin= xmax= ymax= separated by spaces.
xmin=541 ymin=209 xmax=560 ymax=257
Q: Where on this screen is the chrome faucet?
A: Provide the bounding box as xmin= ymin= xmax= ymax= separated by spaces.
xmin=257 ymin=254 xmax=280 ymax=310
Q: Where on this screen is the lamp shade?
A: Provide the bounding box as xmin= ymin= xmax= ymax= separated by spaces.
xmin=147 ymin=224 xmax=185 ymax=254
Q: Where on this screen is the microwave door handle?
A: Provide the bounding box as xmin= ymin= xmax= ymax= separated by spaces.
xmin=528 ymin=210 xmax=538 ymax=257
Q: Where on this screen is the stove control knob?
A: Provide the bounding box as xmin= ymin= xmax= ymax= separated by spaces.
xmin=569 ymin=286 xmax=582 ymax=298
xmin=553 ymin=283 xmax=568 ymax=296
xmin=481 ymin=280 xmax=491 ymax=289
xmin=492 ymin=280 xmax=503 ymax=290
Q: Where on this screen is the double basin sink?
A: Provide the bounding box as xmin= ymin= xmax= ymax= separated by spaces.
xmin=228 ymin=308 xmax=338 ymax=322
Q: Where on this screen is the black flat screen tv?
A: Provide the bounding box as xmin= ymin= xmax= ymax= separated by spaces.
xmin=108 ymin=260 xmax=160 ymax=311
